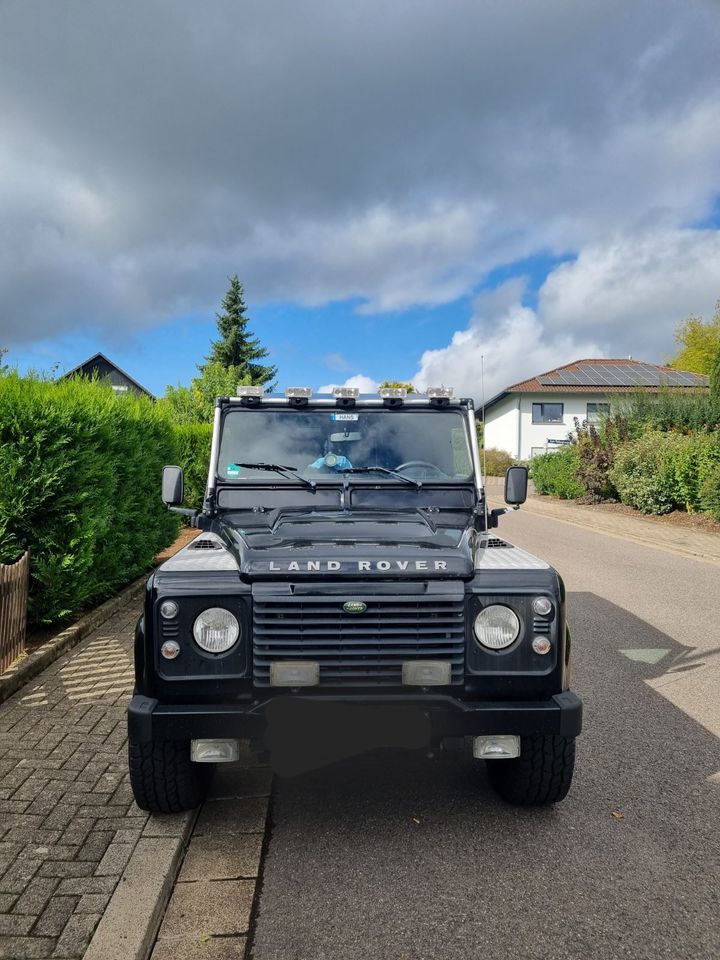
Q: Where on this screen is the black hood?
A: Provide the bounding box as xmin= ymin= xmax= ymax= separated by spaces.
xmin=221 ymin=508 xmax=475 ymax=579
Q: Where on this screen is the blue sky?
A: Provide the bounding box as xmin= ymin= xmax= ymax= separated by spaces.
xmin=2 ymin=1 xmax=719 ymax=402
xmin=11 ymin=251 xmax=575 ymax=396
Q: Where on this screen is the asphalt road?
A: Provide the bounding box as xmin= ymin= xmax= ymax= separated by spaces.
xmin=249 ymin=511 xmax=720 ymax=960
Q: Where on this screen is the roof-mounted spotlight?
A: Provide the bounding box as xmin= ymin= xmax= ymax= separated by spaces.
xmin=426 ymin=385 xmax=454 ymax=407
xmin=378 ymin=387 xmax=407 ymax=399
xmin=333 ymin=385 xmax=359 ymax=407
xmin=236 ymin=384 xmax=264 ymax=405
xmin=285 ymin=386 xmax=312 ymax=406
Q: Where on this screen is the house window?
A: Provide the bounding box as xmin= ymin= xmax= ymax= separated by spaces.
xmin=586 ymin=402 xmax=610 ymax=422
xmin=532 ymin=402 xmax=564 ymax=424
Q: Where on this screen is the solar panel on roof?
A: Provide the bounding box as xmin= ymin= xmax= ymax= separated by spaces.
xmin=536 ymin=362 xmax=708 ymax=389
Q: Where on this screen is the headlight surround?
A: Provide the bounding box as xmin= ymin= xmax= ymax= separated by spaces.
xmin=473 ymin=604 xmax=521 ymax=650
xmin=192 ymin=607 xmax=240 ymax=654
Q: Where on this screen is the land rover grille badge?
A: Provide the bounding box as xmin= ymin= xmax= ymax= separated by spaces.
xmin=343 ymin=601 xmax=367 ymax=615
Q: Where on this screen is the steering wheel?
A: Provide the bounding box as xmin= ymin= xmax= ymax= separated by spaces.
xmin=395 ymin=460 xmax=448 ymax=479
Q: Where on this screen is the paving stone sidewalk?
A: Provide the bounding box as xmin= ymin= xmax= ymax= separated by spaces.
xmin=0 ymin=597 xmax=151 ymax=960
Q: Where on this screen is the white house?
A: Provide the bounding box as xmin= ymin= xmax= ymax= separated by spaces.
xmin=483 ymin=359 xmax=709 ymax=461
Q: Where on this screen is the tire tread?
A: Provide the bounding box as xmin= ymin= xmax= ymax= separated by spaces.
xmin=487 ymin=734 xmax=575 ymax=805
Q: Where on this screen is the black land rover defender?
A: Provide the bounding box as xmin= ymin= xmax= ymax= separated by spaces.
xmin=128 ymin=386 xmax=581 ymax=812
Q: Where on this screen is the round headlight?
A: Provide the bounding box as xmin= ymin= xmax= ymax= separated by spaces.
xmin=473 ymin=604 xmax=520 ymax=650
xmin=532 ymin=596 xmax=553 ymax=617
xmin=192 ymin=607 xmax=240 ymax=654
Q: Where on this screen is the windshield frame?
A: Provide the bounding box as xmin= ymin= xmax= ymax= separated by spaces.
xmin=211 ymin=399 xmax=481 ymax=496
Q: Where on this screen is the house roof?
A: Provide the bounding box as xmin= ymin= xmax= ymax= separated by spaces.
xmin=485 ymin=358 xmax=708 ymax=411
xmin=61 ymin=352 xmax=154 ymax=398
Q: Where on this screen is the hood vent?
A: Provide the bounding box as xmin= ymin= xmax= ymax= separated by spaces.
xmin=189 ymin=538 xmax=222 ymax=550
xmin=487 ymin=538 xmax=511 ymax=549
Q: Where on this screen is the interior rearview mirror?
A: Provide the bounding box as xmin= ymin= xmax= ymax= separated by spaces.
xmin=504 ymin=465 xmax=528 ymax=506
xmin=162 ymin=465 xmax=184 ymax=506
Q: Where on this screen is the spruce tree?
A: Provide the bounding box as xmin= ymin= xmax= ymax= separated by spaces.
xmin=203 ymin=276 xmax=277 ymax=388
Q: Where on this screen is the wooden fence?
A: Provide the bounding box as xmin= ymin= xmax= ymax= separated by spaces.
xmin=0 ymin=552 xmax=29 ymax=674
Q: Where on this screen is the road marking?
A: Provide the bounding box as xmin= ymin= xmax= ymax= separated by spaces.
xmin=619 ymin=648 xmax=671 ymax=664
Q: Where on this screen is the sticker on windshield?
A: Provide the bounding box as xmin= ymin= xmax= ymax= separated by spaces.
xmin=331 ymin=412 xmax=359 ymax=421
xmin=226 ymin=463 xmax=242 ymax=478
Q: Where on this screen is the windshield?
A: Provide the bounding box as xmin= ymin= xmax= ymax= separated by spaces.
xmin=217 ymin=408 xmax=474 ymax=483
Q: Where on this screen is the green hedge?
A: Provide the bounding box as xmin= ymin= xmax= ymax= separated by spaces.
xmin=610 ymin=431 xmax=720 ymax=515
xmin=174 ymin=422 xmax=213 ymax=510
xmin=530 ymin=446 xmax=584 ymax=499
xmin=0 ymin=373 xmax=179 ymax=625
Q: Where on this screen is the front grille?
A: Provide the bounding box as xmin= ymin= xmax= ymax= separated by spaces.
xmin=253 ymin=592 xmax=465 ymax=687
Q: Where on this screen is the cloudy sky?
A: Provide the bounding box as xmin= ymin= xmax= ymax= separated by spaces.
xmin=2 ymin=0 xmax=719 ymax=400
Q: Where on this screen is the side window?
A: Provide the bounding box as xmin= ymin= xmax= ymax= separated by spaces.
xmin=532 ymin=402 xmax=564 ymax=424
xmin=586 ymin=402 xmax=610 ymax=422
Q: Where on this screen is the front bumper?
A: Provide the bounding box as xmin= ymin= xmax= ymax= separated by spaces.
xmin=128 ymin=690 xmax=582 ymax=744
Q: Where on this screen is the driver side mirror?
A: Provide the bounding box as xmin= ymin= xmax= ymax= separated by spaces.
xmin=162 ymin=465 xmax=184 ymax=506
xmin=504 ymin=465 xmax=528 ymax=506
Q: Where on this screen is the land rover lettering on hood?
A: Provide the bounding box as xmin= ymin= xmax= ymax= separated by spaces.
xmin=128 ymin=385 xmax=582 ymax=813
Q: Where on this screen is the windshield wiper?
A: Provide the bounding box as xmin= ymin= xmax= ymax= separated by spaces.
xmin=341 ymin=466 xmax=421 ymax=489
xmin=230 ymin=462 xmax=316 ymax=491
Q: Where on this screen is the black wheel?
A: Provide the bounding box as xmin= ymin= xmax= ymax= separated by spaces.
xmin=486 ymin=735 xmax=576 ymax=805
xmin=129 ymin=736 xmax=213 ymax=813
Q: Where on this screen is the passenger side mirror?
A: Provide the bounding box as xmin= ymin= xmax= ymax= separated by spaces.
xmin=162 ymin=465 xmax=184 ymax=506
xmin=504 ymin=465 xmax=528 ymax=506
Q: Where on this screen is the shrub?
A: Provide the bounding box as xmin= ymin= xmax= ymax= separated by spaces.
xmin=174 ymin=423 xmax=213 ymax=510
xmin=572 ymin=415 xmax=630 ymax=502
xmin=609 ymin=432 xmax=689 ymax=514
xmin=0 ymin=373 xmax=179 ymax=624
xmin=482 ymin=448 xmax=514 ymax=477
xmin=698 ymin=463 xmax=720 ymax=520
xmin=530 ymin=446 xmax=584 ymax=499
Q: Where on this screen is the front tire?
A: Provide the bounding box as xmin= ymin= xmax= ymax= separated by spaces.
xmin=129 ymin=736 xmax=212 ymax=813
xmin=486 ymin=734 xmax=575 ymax=805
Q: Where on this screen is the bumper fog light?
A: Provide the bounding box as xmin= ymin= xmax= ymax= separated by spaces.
xmin=270 ymin=661 xmax=320 ymax=687
xmin=402 ymin=661 xmax=452 ymax=686
xmin=473 ymin=735 xmax=521 ymax=760
xmin=531 ymin=636 xmax=552 ymax=655
xmin=191 ymin=739 xmax=240 ymax=763
xmin=160 ymin=640 xmax=180 ymax=660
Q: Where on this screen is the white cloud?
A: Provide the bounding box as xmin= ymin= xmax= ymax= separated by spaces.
xmin=539 ymin=229 xmax=720 ymax=358
xmin=317 ymin=373 xmax=380 ymax=394
xmin=412 ymin=280 xmax=602 ymax=403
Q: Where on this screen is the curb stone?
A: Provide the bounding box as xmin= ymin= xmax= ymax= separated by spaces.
xmin=0 ymin=576 xmax=147 ymax=706
xmin=83 ymin=809 xmax=199 ymax=960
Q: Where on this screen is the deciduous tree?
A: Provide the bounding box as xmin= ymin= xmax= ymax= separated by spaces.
xmin=669 ymin=299 xmax=720 ymax=374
